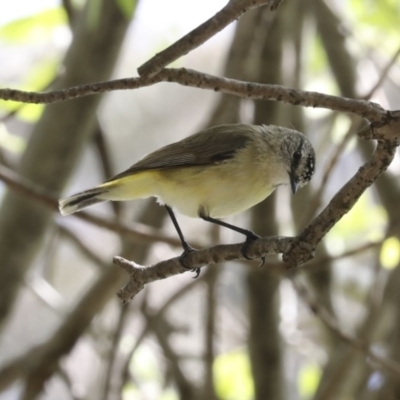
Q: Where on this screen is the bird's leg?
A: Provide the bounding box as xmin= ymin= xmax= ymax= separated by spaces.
xmin=165 ymin=205 xmax=200 ymax=277
xmin=200 ymin=214 xmax=265 ymax=266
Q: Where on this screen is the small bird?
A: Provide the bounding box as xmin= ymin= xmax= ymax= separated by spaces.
xmin=59 ymin=124 xmax=315 ymax=273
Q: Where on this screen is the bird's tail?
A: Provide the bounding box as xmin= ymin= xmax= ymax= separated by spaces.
xmin=59 ymin=186 xmax=109 ymax=215
xmin=59 ymin=171 xmax=159 ymax=216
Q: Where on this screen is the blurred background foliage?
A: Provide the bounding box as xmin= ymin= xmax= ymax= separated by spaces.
xmin=0 ymin=0 xmax=400 ymax=399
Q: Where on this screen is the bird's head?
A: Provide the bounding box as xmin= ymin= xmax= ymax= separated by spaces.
xmin=277 ymin=128 xmax=315 ymax=194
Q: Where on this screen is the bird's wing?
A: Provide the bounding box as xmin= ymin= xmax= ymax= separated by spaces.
xmin=107 ymin=124 xmax=255 ymax=181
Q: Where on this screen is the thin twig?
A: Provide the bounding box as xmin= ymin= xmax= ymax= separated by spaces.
xmin=203 ymin=225 xmax=221 ymax=400
xmin=362 ymin=44 xmax=400 ymax=100
xmin=203 ymin=267 xmax=220 ymax=399
xmin=101 ymin=304 xmax=129 ymax=400
xmin=137 ymin=0 xmax=284 ymax=77
xmin=303 ymin=239 xmax=384 ymax=271
xmin=57 ymin=366 xmax=83 ymax=400
xmin=140 ymin=297 xmax=195 ymax=398
xmin=268 ymin=238 xmax=384 ymax=272
xmin=0 ymin=163 xmax=185 ymax=247
xmin=118 ymin=276 xmax=204 ymax=395
xmin=92 ymin=120 xmax=121 ymax=217
xmin=58 ymin=223 xmax=109 ymax=270
xmin=305 ymin=116 xmax=360 ymax=222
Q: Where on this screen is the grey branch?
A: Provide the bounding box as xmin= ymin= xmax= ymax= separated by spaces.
xmin=114 ymin=236 xmax=291 ymax=303
xmin=0 ymin=68 xmax=390 ymax=124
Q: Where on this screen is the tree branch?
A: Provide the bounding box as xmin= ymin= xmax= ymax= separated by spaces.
xmin=116 ymin=136 xmax=398 ymax=302
xmin=0 ymin=68 xmax=389 ymax=124
xmin=114 ymin=236 xmax=291 ymax=303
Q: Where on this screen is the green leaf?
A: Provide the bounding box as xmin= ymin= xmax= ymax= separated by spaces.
xmin=328 ymin=194 xmax=387 ymax=245
xmin=115 ymin=0 xmax=137 ymax=19
xmin=214 ymin=349 xmax=254 ymax=400
xmin=18 ymin=104 xmax=45 ymax=123
xmin=298 ymin=363 xmax=321 ymax=399
xmin=0 ymin=98 xmax=44 ymax=124
xmin=347 ymin=0 xmax=400 ymax=52
xmin=0 ymin=8 xmax=67 ymax=44
xmin=380 ymin=237 xmax=400 ymax=269
xmin=129 ymin=345 xmax=162 ymax=382
xmin=122 ymin=383 xmax=140 ymax=400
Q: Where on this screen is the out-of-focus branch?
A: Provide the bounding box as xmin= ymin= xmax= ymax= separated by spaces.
xmin=311 ymin=2 xmax=399 ymax=397
xmin=0 ymin=68 xmax=389 ymax=124
xmin=62 ymin=0 xmax=76 ymax=24
xmin=92 ymin=120 xmax=121 ymax=217
xmin=291 ymin=276 xmax=400 ymax=377
xmin=303 ymin=239 xmax=384 ymax=270
xmin=268 ymin=237 xmax=387 ymax=273
xmin=305 ymin=116 xmax=360 ymax=222
xmin=362 ymin=44 xmax=400 ymax=100
xmin=137 ymin=0 xmax=284 ymax=77
xmin=0 ymin=266 xmax=126 ymax=393
xmin=147 ymin=305 xmax=197 ymax=399
xmin=118 ymin=276 xmax=205 ymax=397
xmin=313 ymin=0 xmax=357 ymax=99
xmin=0 ymin=164 xmax=186 ymax=247
xmin=57 ymin=366 xmax=82 ymax=400
xmin=93 ymin=122 xmax=115 ymax=188
xmin=203 ymin=251 xmax=220 ymax=400
xmin=248 ymin=5 xmax=284 ymax=398
xmin=58 ymin=223 xmax=109 ymax=270
xmin=0 ymin=0 xmax=135 ymax=332
xmin=1 ymin=198 xmax=164 ymax=397
xmin=101 ymin=304 xmax=129 ymax=400
xmin=266 ymin=238 xmax=384 ymax=274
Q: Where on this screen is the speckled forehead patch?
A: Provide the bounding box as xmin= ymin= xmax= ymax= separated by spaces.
xmin=301 ymin=153 xmax=315 ymax=183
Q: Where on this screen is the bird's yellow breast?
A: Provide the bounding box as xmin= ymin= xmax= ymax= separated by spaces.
xmin=155 ymin=158 xmax=278 ymax=218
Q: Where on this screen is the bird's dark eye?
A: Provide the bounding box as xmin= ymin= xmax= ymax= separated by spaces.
xmin=293 ymin=150 xmax=302 ymax=162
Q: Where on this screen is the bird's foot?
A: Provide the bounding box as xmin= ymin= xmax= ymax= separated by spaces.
xmin=179 ymin=244 xmax=201 ymax=278
xmin=241 ymin=232 xmax=266 ymax=267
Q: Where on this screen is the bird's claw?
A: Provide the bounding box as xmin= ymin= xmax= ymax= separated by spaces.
xmin=241 ymin=233 xmax=265 ymax=266
xmin=179 ymin=245 xmax=201 ymax=278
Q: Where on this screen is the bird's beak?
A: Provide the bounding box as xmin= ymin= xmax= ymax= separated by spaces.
xmin=290 ymin=173 xmax=298 ymax=194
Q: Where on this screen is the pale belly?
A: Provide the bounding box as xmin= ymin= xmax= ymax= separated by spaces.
xmin=154 ymin=166 xmax=276 ymax=218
